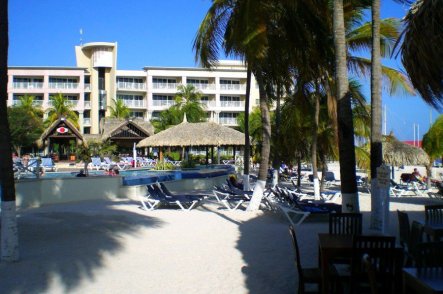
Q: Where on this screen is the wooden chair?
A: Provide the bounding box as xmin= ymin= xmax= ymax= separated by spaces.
xmin=329 ymin=213 xmax=362 ymax=235
xmin=334 ymin=235 xmax=402 ymax=294
xmin=289 ymin=226 xmax=322 ymax=293
xmin=407 ymin=221 xmax=424 ymax=266
xmin=397 ymin=210 xmax=410 ymax=249
xmin=425 ymin=204 xmax=443 ymax=224
xmin=414 ymin=241 xmax=443 ymax=268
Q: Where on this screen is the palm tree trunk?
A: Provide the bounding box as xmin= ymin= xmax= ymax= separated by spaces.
xmin=297 ymin=157 xmax=302 ymax=188
xmin=320 ymin=154 xmax=326 ymax=192
xmin=0 ymin=0 xmax=19 ymax=262
xmin=243 ymin=67 xmax=251 ymax=190
xmin=272 ymin=83 xmax=282 ymax=187
xmin=370 ymin=0 xmax=384 ymax=230
xmin=312 ymin=93 xmax=321 ymax=200
xmin=247 ymin=71 xmax=271 ymax=211
xmin=333 ymin=0 xmax=359 ymax=213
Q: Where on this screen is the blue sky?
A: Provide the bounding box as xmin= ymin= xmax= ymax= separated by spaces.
xmin=8 ymin=0 xmax=441 ymax=140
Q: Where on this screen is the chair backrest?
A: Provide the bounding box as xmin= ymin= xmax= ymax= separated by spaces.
xmin=91 ymin=157 xmax=102 ymax=165
xmin=425 ymin=205 xmax=443 ymax=224
xmin=41 ymin=157 xmax=54 ymax=167
xmin=288 ymin=226 xmax=304 ymax=281
xmin=414 ymin=241 xmax=443 ymax=268
xmin=351 ymin=235 xmax=399 ymax=293
xmin=329 ymin=213 xmax=362 ymax=235
xmin=160 ymin=183 xmax=173 ymax=196
xmin=400 ymin=173 xmax=412 ymax=184
xmin=396 ymin=210 xmax=410 ymax=248
xmin=323 ymin=171 xmax=336 ymax=182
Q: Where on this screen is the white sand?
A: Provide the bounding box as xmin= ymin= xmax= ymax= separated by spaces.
xmin=0 ymin=189 xmax=441 ymax=294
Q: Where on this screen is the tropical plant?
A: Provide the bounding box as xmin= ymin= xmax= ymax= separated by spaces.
xmin=15 ymin=94 xmax=43 ymax=118
xmin=172 ymin=84 xmax=206 ymax=122
xmin=397 ymin=0 xmax=443 ymax=109
xmin=422 ymin=114 xmax=443 ymax=186
xmin=46 ymin=93 xmax=79 ymax=128
xmin=0 ymin=0 xmax=19 ymax=262
xmin=109 ymin=98 xmax=130 ymax=119
xmin=236 ymin=107 xmax=262 ymax=160
xmin=151 ymin=107 xmax=183 ymax=133
xmin=153 ymin=160 xmax=174 ymax=170
xmin=76 ymin=143 xmax=93 ymax=176
xmin=8 ymin=106 xmax=44 ymax=156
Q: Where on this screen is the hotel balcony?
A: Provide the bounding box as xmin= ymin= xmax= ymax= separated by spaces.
xmin=12 ymin=100 xmax=44 ymax=107
xmin=83 ymin=118 xmax=91 ymax=126
xmin=47 ymin=100 xmax=79 ymax=107
xmin=219 ymin=117 xmax=238 ymax=126
xmin=122 ymin=99 xmax=146 ymax=108
xmin=84 ymin=84 xmax=91 ymax=91
xmin=190 ymin=83 xmax=216 ymax=91
xmin=49 ymin=82 xmax=79 ymax=89
xmin=117 ymin=82 xmax=146 ymax=91
xmin=152 ymin=100 xmax=175 ymax=107
xmin=220 ymin=101 xmax=244 ymax=108
xmin=12 ymin=82 xmax=43 ymax=89
xmin=152 ymin=83 xmax=178 ymax=90
xmin=84 ymin=101 xmax=91 ymax=108
xmin=220 ymin=84 xmax=246 ymax=91
xmin=201 ymin=100 xmax=216 ymax=108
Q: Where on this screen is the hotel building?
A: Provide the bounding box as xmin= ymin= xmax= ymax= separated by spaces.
xmin=7 ymin=42 xmax=260 ymax=136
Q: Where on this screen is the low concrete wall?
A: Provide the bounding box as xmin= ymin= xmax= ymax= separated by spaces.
xmin=121 ymin=175 xmax=228 ymax=201
xmin=16 ymin=176 xmax=123 ymax=208
xmin=15 ymin=174 xmax=229 ymax=208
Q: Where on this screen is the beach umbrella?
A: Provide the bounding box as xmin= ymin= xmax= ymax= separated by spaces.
xmin=382 ymin=135 xmax=429 ymax=166
xmin=137 ymin=120 xmax=246 ymax=148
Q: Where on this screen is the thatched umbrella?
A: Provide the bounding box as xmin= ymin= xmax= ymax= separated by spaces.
xmin=137 ymin=120 xmax=246 ymax=164
xmin=382 ymin=135 xmax=429 ymax=166
xmin=137 ymin=121 xmax=245 ymax=147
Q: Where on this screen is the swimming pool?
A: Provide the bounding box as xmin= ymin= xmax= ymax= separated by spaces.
xmin=18 ymin=165 xmax=235 ymax=186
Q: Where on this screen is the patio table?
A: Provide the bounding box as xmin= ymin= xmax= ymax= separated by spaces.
xmin=403 ymin=267 xmax=443 ymax=293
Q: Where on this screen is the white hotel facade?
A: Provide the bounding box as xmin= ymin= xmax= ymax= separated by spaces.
xmin=7 ymin=42 xmax=260 ymax=135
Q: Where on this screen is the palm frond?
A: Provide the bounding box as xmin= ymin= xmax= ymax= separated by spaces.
xmin=348 ymin=56 xmax=415 ymax=95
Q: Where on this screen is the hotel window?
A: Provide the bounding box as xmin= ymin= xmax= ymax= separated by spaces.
xmin=220 ymin=79 xmax=240 ymax=85
xmin=151 ymin=111 xmax=161 ymax=120
xmin=187 ymin=79 xmax=208 ymax=84
xmin=153 ymin=78 xmax=177 ymax=84
xmin=130 ymin=111 xmax=144 ymax=118
xmin=153 ymin=95 xmax=175 ymax=106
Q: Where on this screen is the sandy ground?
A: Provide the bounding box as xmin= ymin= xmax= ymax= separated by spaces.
xmin=0 ymin=185 xmax=441 ymax=294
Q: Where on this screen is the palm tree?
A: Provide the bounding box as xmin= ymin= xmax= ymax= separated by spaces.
xmin=172 ymin=84 xmax=206 ymax=122
xmin=398 ymin=0 xmax=443 ymax=109
xmin=333 ymin=0 xmax=359 ymax=213
xmin=369 ymin=0 xmax=384 ymax=230
xmin=109 ymin=98 xmax=130 ymax=119
xmin=0 ymin=0 xmax=19 ymax=262
xmin=46 ymin=93 xmax=79 ymax=128
xmin=422 ymin=114 xmax=443 ymax=187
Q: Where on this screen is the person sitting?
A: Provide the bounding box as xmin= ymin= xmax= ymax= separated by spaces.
xmin=76 ymin=169 xmax=87 ymax=177
xmin=229 ymin=175 xmax=243 ymax=190
xmin=411 ymin=168 xmax=425 ymax=183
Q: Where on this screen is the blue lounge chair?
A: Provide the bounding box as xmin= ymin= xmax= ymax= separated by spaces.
xmin=89 ymin=157 xmax=109 ymax=170
xmin=140 ymin=184 xmax=200 ymax=211
xmin=41 ymin=157 xmax=57 ymax=172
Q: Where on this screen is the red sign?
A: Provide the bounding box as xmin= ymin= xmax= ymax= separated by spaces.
xmin=57 ymin=127 xmax=68 ymax=134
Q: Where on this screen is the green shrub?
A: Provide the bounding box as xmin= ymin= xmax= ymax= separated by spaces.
xmin=165 ymin=151 xmax=181 ymax=161
xmin=153 ymin=160 xmax=175 ymax=170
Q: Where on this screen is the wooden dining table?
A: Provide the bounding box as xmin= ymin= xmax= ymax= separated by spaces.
xmin=318 ymin=233 xmax=353 ymax=294
xmin=403 ymin=267 xmax=443 ymax=293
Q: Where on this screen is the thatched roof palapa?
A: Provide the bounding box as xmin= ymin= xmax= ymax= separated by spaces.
xmin=383 ymin=136 xmax=430 ymax=166
xmin=100 ymin=117 xmax=154 ymax=142
xmin=137 ymin=121 xmax=246 ymax=147
xmin=37 ymin=117 xmax=83 ymax=147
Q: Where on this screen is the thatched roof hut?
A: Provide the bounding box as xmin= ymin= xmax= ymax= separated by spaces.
xmin=100 ymin=117 xmax=154 ymax=142
xmin=37 ymin=117 xmax=84 ymax=148
xmin=137 ymin=120 xmax=245 ymax=148
xmin=383 ymin=136 xmax=429 ymax=166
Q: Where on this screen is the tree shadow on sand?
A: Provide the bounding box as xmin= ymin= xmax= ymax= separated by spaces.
xmin=0 ymin=199 xmax=163 ymax=294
